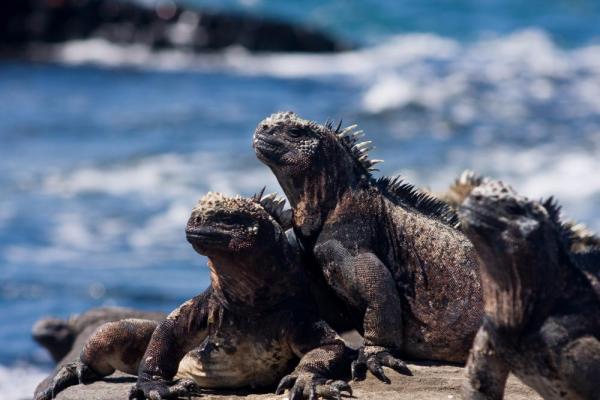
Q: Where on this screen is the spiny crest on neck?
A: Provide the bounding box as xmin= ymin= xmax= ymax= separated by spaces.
xmin=542 ymin=197 xmax=578 ymax=250
xmin=542 ymin=197 xmax=600 ymax=294
xmin=263 ymin=112 xmax=462 ymax=227
xmin=325 ymin=119 xmax=383 ymax=174
xmin=252 ymin=187 xmax=292 ymax=230
xmin=542 ymin=197 xmax=600 ymax=253
xmin=377 ymin=176 xmax=460 ymax=228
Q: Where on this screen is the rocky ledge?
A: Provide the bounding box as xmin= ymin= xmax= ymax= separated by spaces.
xmin=56 ymin=363 xmax=540 ymax=400
xmin=1 ymin=0 xmax=353 ymax=59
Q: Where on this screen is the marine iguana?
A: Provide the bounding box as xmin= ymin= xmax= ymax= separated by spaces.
xmin=253 ymin=112 xmax=484 ymax=383
xmin=33 ymin=308 xmax=167 ymax=397
xmin=36 ymin=192 xmax=352 ymax=400
xmin=33 ymin=307 xmax=167 ymax=364
xmin=458 ymin=179 xmax=600 ymax=400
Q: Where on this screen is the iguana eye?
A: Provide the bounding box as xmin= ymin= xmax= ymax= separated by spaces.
xmin=287 ymin=127 xmax=304 ymax=138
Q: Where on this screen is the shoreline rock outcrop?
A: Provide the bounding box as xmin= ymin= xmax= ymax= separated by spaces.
xmin=0 ymin=0 xmax=353 ymax=59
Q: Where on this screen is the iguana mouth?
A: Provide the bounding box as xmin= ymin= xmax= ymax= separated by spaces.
xmin=253 ymin=136 xmax=286 ymax=163
xmin=186 ymin=227 xmax=231 ymax=245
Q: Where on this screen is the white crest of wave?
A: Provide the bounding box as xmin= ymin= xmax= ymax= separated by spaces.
xmin=403 ymin=143 xmax=600 ymax=232
xmin=6 ymin=152 xmax=280 ymax=267
xmin=51 ymin=29 xmax=600 ymax=117
xmin=0 ymin=364 xmax=49 ymax=400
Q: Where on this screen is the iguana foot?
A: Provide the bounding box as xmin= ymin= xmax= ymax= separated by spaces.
xmin=351 ymin=346 xmax=411 ymax=383
xmin=276 ymin=372 xmax=352 ymax=400
xmin=130 ymin=378 xmax=202 ymax=400
xmin=35 ymin=361 xmax=102 ymax=400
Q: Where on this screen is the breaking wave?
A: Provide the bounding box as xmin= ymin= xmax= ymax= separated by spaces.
xmin=0 ymin=364 xmax=49 ymax=400
xmin=52 ymin=29 xmax=600 ymax=116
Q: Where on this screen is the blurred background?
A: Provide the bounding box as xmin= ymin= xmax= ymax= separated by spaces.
xmin=1 ymin=1 xmax=599 ymax=398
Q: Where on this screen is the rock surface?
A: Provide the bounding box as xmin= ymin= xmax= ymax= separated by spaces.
xmin=56 ymin=363 xmax=541 ymax=400
xmin=0 ymin=0 xmax=352 ymax=59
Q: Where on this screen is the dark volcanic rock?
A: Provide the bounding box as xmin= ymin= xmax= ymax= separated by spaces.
xmin=0 ymin=0 xmax=353 ymax=58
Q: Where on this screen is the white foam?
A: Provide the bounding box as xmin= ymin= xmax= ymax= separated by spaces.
xmin=48 ymin=30 xmax=600 ymax=120
xmin=0 ymin=364 xmax=49 ymax=400
xmin=5 ymin=152 xmax=281 ymax=268
xmin=406 ymin=143 xmax=600 ymax=232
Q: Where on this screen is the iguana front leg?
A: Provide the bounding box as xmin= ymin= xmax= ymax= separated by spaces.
xmin=462 ymin=323 xmax=509 ymax=400
xmin=315 ymin=240 xmax=412 ymax=383
xmin=35 ymin=319 xmax=159 ymax=400
xmin=132 ymin=290 xmax=211 ymax=400
xmin=277 ymin=318 xmax=353 ymax=400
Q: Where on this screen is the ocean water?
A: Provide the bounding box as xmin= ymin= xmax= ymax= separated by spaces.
xmin=1 ymin=1 xmax=600 ymax=398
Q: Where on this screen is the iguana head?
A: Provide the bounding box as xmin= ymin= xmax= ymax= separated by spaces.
xmin=32 ymin=317 xmax=75 ymax=363
xmin=186 ymin=191 xmax=298 ymax=306
xmin=459 ymin=179 xmax=556 ymax=252
xmin=256 ymin=111 xmax=381 ymax=186
xmin=253 ymin=112 xmax=381 ymax=235
xmin=459 ymin=179 xmax=564 ymax=330
xmin=186 ymin=191 xmax=290 ymax=257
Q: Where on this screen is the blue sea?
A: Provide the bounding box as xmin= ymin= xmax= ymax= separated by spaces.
xmin=1 ymin=1 xmax=600 ymax=398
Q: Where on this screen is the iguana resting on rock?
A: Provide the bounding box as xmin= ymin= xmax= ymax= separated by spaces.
xmin=33 ymin=307 xmax=167 ymax=397
xmin=36 ymin=192 xmax=353 ymax=400
xmin=458 ymin=179 xmax=600 ymax=400
xmin=253 ymin=112 xmax=484 ymax=383
xmin=33 ymin=307 xmax=167 ymax=364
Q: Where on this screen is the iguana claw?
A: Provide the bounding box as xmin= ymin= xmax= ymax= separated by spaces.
xmin=132 ymin=377 xmax=202 ymax=399
xmin=276 ymin=372 xmax=352 ymax=400
xmin=351 ymin=346 xmax=411 ymax=383
xmin=34 ymin=361 xmax=101 ymax=400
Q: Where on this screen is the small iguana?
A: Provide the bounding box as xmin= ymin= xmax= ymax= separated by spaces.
xmin=253 ymin=111 xmax=484 ymax=383
xmin=35 ymin=191 xmax=353 ymax=400
xmin=458 ymin=179 xmax=600 ymax=400
xmin=33 ymin=307 xmax=167 ymax=364
xmin=32 ymin=307 xmax=166 ymax=398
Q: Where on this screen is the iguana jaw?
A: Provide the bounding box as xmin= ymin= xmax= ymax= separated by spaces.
xmin=186 ymin=225 xmax=233 ymax=254
xmin=253 ymin=135 xmax=289 ymax=166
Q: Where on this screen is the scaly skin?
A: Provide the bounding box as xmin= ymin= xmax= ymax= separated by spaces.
xmin=459 ymin=179 xmax=600 ymax=400
xmin=32 ymin=307 xmax=167 ymax=364
xmin=253 ymin=112 xmax=483 ymax=383
xmin=36 ymin=192 xmax=353 ymax=400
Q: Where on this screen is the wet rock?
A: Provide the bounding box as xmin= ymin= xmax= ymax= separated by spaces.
xmin=0 ymin=0 xmax=353 ymax=59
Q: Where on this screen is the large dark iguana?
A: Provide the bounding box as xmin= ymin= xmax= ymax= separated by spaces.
xmin=253 ymin=111 xmax=484 ymax=383
xmin=458 ymin=178 xmax=600 ymax=400
xmin=35 ymin=192 xmax=353 ymax=400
